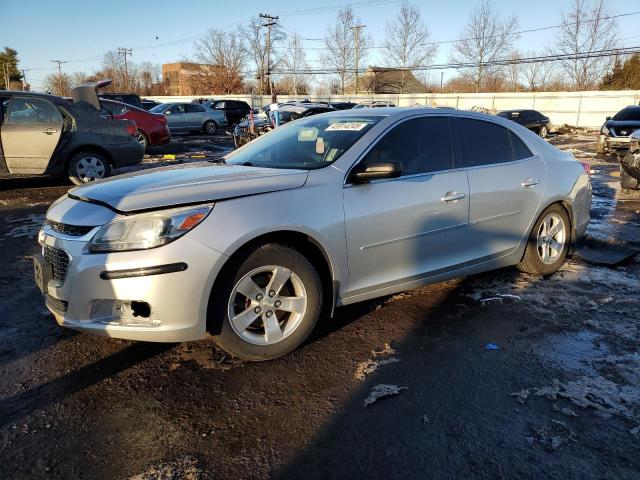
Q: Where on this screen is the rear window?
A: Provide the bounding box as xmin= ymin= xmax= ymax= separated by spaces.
xmin=612 ymin=107 xmax=640 ymax=121
xmin=460 ymin=118 xmax=514 ymax=167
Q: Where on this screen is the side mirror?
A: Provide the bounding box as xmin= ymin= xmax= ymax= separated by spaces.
xmin=349 ymin=161 xmax=402 ymax=184
xmin=606 ymin=116 xmax=611 ymax=121
xmin=164 ymin=110 xmax=172 ymax=115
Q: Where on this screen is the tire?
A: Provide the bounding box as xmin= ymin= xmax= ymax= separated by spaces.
xmin=209 ymin=244 xmax=323 ymax=361
xmin=204 ymin=120 xmax=217 ymax=136
xmin=517 ymin=204 xmax=570 ymax=276
xmin=135 ymin=130 xmax=149 ymax=151
xmin=620 ymin=165 xmax=640 ymax=190
xmin=539 ymin=125 xmax=548 ymax=138
xmin=67 ymin=151 xmax=111 ymax=185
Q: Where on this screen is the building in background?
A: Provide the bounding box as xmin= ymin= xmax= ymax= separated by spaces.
xmin=162 ymin=62 xmax=244 ymax=95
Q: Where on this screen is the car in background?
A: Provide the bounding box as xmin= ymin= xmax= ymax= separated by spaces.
xmin=232 ymin=103 xmax=335 ymax=147
xmin=620 ymin=131 xmax=640 ymax=190
xmin=329 ymin=102 xmax=357 ymax=110
xmin=597 ymin=106 xmax=640 ymax=155
xmin=352 ymin=100 xmax=396 ymax=109
xmin=36 ymin=108 xmax=591 ymax=360
xmin=100 ymin=99 xmax=170 ymax=151
xmin=496 ymin=109 xmax=550 ymax=138
xmin=98 ymin=92 xmax=143 ymax=109
xmin=150 ymin=102 xmax=227 ymax=135
xmin=0 ymin=91 xmax=143 ymax=184
xmin=197 ymin=99 xmax=252 ymax=126
xmin=141 ymin=99 xmax=160 ymax=111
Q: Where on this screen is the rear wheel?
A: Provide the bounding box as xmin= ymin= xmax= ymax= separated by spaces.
xmin=517 ymin=204 xmax=570 ymax=276
xmin=209 ymin=244 xmax=323 ymax=361
xmin=68 ymin=151 xmax=111 ymax=185
xmin=135 ymin=130 xmax=149 ymax=151
xmin=204 ymin=120 xmax=217 ymax=135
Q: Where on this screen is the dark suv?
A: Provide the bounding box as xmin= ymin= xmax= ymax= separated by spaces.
xmin=597 ymin=106 xmax=640 ymax=155
xmin=198 ymin=99 xmax=251 ymax=125
xmin=496 ymin=109 xmax=550 ymax=138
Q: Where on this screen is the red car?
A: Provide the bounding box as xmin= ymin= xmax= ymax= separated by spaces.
xmin=100 ymin=99 xmax=170 ymax=151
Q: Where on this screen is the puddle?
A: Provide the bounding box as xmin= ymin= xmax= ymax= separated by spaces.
xmin=538 ymin=330 xmax=608 ymax=373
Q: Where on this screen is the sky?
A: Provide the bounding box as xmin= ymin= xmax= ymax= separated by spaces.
xmin=2 ymin=0 xmax=639 ymax=91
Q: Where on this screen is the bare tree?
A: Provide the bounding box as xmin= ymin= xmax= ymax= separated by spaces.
xmin=382 ymin=2 xmax=437 ymax=93
xmin=193 ymin=29 xmax=247 ymax=94
xmin=242 ymin=17 xmax=285 ymax=95
xmin=279 ymin=34 xmax=310 ymax=95
xmin=137 ymin=62 xmax=162 ymax=95
xmin=43 ymin=72 xmax=72 ymax=96
xmin=505 ymin=51 xmax=522 ymax=91
xmin=554 ymin=0 xmax=618 ymax=90
xmin=450 ymin=0 xmax=519 ymax=92
xmin=519 ymin=52 xmax=555 ymax=91
xmin=322 ymin=8 xmax=370 ymax=94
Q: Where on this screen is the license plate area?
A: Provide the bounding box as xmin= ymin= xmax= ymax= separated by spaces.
xmin=33 ymin=253 xmax=52 ymax=293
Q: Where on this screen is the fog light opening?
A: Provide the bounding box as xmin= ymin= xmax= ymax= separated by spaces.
xmin=131 ymin=301 xmax=151 ymax=318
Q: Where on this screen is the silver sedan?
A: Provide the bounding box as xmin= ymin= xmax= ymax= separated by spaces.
xmin=149 ymin=102 xmax=227 ymax=135
xmin=35 ymin=108 xmax=591 ymax=360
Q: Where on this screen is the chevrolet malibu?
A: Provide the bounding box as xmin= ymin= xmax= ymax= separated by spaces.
xmin=35 ymin=108 xmax=592 ymax=360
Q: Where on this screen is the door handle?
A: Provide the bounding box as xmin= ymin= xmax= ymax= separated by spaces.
xmin=42 ymin=128 xmax=57 ymax=135
xmin=521 ymin=178 xmax=539 ymax=187
xmin=441 ymin=192 xmax=466 ymax=202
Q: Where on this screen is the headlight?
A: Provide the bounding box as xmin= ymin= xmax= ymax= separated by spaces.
xmin=89 ymin=204 xmax=213 ymax=253
xmin=600 ymin=125 xmax=610 ymax=135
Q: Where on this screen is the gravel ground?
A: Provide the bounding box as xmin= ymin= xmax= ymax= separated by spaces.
xmin=0 ymin=131 xmax=639 ymax=480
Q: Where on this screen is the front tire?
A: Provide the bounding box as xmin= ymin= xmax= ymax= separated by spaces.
xmin=209 ymin=244 xmax=323 ymax=361
xmin=204 ymin=120 xmax=217 ymax=136
xmin=539 ymin=125 xmax=548 ymax=138
xmin=67 ymin=151 xmax=111 ymax=185
xmin=517 ymin=204 xmax=570 ymax=276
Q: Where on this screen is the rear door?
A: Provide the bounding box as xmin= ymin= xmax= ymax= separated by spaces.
xmin=185 ymin=104 xmax=206 ymax=129
xmin=1 ymin=96 xmax=63 ymax=174
xmin=456 ymin=117 xmax=546 ymax=261
xmin=343 ymin=116 xmax=471 ymax=295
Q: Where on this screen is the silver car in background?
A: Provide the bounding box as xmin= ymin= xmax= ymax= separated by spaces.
xmin=34 ymin=108 xmax=591 ymax=360
xmin=149 ymin=102 xmax=227 ymax=135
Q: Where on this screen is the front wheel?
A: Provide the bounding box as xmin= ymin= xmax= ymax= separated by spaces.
xmin=209 ymin=244 xmax=323 ymax=361
xmin=204 ymin=120 xmax=217 ymax=136
xmin=68 ymin=152 xmax=111 ymax=185
xmin=517 ymin=204 xmax=570 ymax=276
xmin=539 ymin=125 xmax=548 ymax=138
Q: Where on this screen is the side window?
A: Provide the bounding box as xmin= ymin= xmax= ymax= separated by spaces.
xmin=7 ymin=98 xmax=55 ymax=124
xmin=215 ymin=102 xmax=226 ymax=109
xmin=509 ymin=131 xmax=534 ymax=160
xmin=168 ymin=104 xmax=185 ymax=114
xmin=363 ymin=117 xmax=453 ymax=176
xmin=460 ymin=118 xmax=514 ymax=166
xmin=186 ymin=104 xmax=205 ymax=113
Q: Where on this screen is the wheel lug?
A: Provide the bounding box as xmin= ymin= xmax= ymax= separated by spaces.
xmin=269 ymin=290 xmax=276 ymax=297
xmin=256 ymin=294 xmax=263 ymax=301
xmin=265 ymin=311 xmax=273 ymax=318
xmin=274 ymin=300 xmax=282 ymax=308
xmin=254 ymin=306 xmax=262 ymax=314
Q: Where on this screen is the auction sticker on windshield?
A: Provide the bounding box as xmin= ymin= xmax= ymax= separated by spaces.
xmin=326 ymin=122 xmax=369 ymax=131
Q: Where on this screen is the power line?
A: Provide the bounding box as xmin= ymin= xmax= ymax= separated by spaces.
xmin=117 ymin=47 xmax=133 ymax=90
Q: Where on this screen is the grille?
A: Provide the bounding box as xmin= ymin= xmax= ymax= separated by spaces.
xmin=45 ymin=220 xmax=94 ymax=237
xmin=614 ymin=127 xmax=635 ymax=137
xmin=44 ymin=246 xmax=70 ymax=283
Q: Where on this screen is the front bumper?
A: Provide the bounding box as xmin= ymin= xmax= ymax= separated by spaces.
xmin=38 ymin=228 xmax=226 ymax=342
xmin=600 ymin=134 xmax=630 ymax=153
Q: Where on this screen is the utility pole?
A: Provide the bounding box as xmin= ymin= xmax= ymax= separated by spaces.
xmin=440 ymin=71 xmax=444 ymax=92
xmin=117 ymin=47 xmax=133 ymax=91
xmin=259 ymin=13 xmax=278 ymax=103
xmin=51 ymin=59 xmax=67 ymax=95
xmin=351 ymin=24 xmax=365 ymax=95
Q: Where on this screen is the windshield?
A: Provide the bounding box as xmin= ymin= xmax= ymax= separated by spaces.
xmin=613 ymin=107 xmax=640 ymax=121
xmin=149 ymin=104 xmax=168 ymax=113
xmin=225 ymin=115 xmax=383 ymax=170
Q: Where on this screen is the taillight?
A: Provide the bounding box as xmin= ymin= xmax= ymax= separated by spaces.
xmin=126 ymin=124 xmax=137 ymax=136
xmin=579 ymin=161 xmax=591 ymax=176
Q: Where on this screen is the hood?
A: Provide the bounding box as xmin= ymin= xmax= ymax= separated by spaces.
xmin=71 ymin=79 xmax=112 ymax=110
xmin=68 ymin=162 xmax=309 ymax=213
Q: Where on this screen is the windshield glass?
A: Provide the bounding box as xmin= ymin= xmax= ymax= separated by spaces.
xmin=149 ymin=104 xmax=167 ymax=113
xmin=225 ymin=115 xmax=383 ymax=169
xmin=613 ymin=107 xmax=640 ymax=121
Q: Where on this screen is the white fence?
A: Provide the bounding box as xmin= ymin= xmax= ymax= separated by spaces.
xmin=146 ymin=90 xmax=640 ymax=128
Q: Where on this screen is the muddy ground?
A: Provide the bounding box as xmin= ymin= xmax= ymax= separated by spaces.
xmin=0 ymin=131 xmax=639 ymax=480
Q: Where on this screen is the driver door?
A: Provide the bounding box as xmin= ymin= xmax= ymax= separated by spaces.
xmin=1 ymin=96 xmax=63 ymax=174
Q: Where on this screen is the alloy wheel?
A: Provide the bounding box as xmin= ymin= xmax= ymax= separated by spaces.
xmin=536 ymin=213 xmax=566 ymax=264
xmin=227 ymin=265 xmax=308 ymax=346
xmin=75 ymin=156 xmax=106 ymax=183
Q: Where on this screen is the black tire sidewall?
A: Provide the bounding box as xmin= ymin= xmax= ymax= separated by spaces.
xmin=204 ymin=121 xmax=217 ymax=135
xmin=522 ymin=204 xmax=570 ymax=276
xmin=68 ymin=152 xmax=111 ymax=185
xmin=210 ymin=244 xmax=323 ymax=361
xmin=620 ymin=165 xmax=639 ymax=190
xmin=136 ymin=130 xmax=149 ymax=151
